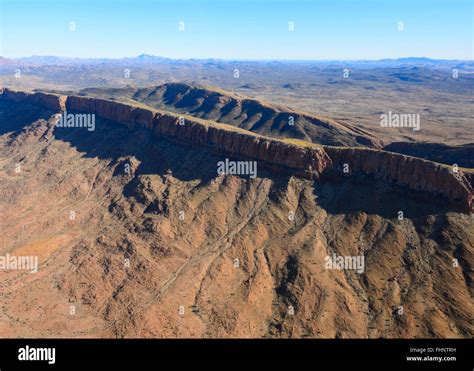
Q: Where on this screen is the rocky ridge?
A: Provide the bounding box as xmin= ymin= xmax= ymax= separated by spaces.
xmin=1 ymin=88 xmax=472 ymax=212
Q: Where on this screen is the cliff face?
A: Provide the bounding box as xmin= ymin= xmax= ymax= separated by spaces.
xmin=384 ymin=142 xmax=474 ymax=169
xmin=0 ymin=88 xmax=66 ymax=111
xmin=324 ymin=147 xmax=473 ymax=213
xmin=1 ymin=88 xmax=472 ymax=212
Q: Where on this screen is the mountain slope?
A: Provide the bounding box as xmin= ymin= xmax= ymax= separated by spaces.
xmin=0 ymin=96 xmax=473 ymax=338
xmin=78 ymin=83 xmax=382 ymax=148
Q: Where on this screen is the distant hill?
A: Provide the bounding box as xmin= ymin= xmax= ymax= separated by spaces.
xmin=1 ymin=55 xmax=470 ymax=68
xmin=78 ymin=83 xmax=382 ymax=148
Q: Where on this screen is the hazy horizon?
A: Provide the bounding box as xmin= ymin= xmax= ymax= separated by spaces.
xmin=2 ymin=54 xmax=472 ymax=62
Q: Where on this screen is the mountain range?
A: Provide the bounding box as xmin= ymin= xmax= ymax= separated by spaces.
xmin=0 ymin=86 xmax=472 ymax=338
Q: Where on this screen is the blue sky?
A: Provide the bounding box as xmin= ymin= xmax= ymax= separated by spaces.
xmin=1 ymin=0 xmax=472 ymax=60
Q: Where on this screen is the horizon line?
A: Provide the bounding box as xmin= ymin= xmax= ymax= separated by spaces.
xmin=1 ymin=54 xmax=472 ymax=63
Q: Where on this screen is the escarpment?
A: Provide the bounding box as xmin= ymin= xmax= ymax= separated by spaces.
xmin=1 ymin=88 xmax=472 ymax=212
xmin=0 ymin=88 xmax=67 ymax=111
xmin=324 ymin=147 xmax=473 ymax=213
xmin=65 ymin=94 xmax=332 ymax=176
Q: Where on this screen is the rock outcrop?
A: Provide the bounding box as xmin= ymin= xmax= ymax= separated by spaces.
xmin=1 ymin=88 xmax=472 ymax=212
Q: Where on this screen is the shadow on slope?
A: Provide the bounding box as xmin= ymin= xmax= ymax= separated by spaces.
xmin=384 ymin=142 xmax=474 ymax=169
xmin=0 ymin=100 xmax=53 ymax=136
xmin=314 ymin=173 xmax=454 ymax=219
